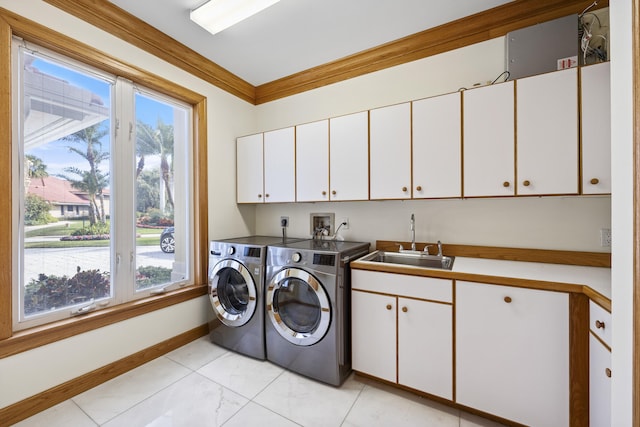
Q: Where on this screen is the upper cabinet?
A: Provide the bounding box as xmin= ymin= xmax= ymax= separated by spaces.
xmin=463 ymin=81 xmax=515 ymax=197
xmin=236 ymin=133 xmax=264 ymax=203
xmin=296 ymin=120 xmax=329 ymax=202
xmin=237 ymin=65 xmax=610 ymax=203
xmin=329 ymin=111 xmax=369 ymax=201
xmin=370 ymin=103 xmax=411 ymax=200
xmin=581 ymin=62 xmax=611 ymax=195
xmin=412 ymin=92 xmax=462 ymax=199
xmin=516 ymin=68 xmax=579 ymax=195
xmin=264 ymin=127 xmax=296 ymax=203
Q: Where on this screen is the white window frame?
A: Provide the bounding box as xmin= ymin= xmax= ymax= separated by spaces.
xmin=11 ymin=39 xmax=195 ymax=331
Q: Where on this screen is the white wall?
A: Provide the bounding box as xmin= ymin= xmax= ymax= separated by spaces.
xmin=254 ymin=39 xmax=612 ymax=252
xmin=609 ymin=0 xmax=634 ymax=424
xmin=0 ymin=0 xmax=256 ymax=408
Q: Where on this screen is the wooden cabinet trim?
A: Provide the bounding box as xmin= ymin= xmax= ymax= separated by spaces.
xmin=569 ymin=293 xmax=590 ymax=427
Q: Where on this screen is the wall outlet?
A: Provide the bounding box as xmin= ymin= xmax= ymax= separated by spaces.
xmin=600 ymin=228 xmax=611 ymax=247
xmin=280 ymin=216 xmax=289 ymax=227
xmin=339 ymin=217 xmax=349 ymax=230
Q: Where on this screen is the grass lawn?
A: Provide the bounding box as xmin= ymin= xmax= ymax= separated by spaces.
xmin=25 ymin=220 xmax=165 ymax=248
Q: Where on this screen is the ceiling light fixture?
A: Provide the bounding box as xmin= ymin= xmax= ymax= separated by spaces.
xmin=190 ymin=0 xmax=281 ymax=36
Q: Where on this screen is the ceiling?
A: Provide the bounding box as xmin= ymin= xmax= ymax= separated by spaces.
xmin=108 ymin=0 xmax=515 ymax=86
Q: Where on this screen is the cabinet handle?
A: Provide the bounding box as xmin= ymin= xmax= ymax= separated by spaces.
xmin=322 ymin=191 xmax=327 ymax=196
xmin=605 ymin=368 xmax=612 ymax=378
xmin=590 ymin=178 xmax=600 ymax=185
xmin=386 ymin=304 xmax=392 ymax=310
xmin=523 ymin=180 xmax=531 ymax=187
xmin=332 ymin=190 xmax=337 ymax=195
xmin=595 ymin=320 xmax=606 ymax=330
xmin=416 ymin=186 xmax=422 ymax=191
xmin=504 ymin=296 xmax=512 ymax=303
xmin=402 ymin=306 xmax=408 ymax=313
xmin=265 ymin=193 xmax=270 ymax=198
xmin=402 ymin=186 xmax=408 ymax=192
xmin=258 ymin=194 xmax=262 ymax=198
xmin=503 ymin=181 xmax=510 ymax=188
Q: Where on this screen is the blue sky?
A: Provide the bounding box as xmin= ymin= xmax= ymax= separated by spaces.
xmin=26 ymin=53 xmax=174 ymax=178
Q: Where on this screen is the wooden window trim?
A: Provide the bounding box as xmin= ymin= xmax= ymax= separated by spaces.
xmin=0 ymin=10 xmax=209 ymax=356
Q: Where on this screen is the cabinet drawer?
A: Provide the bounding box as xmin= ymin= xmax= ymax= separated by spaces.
xmin=352 ymin=269 xmax=452 ymax=303
xmin=590 ymin=300 xmax=611 ymax=347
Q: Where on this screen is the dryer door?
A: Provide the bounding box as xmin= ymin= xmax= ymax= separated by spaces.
xmin=209 ymin=259 xmax=257 ymax=327
xmin=266 ymin=267 xmax=331 ymax=346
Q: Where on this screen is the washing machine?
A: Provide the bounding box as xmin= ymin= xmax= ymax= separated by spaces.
xmin=208 ymin=235 xmax=306 ymax=360
xmin=265 ymin=239 xmax=370 ymax=385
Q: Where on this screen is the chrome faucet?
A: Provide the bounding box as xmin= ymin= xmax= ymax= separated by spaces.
xmin=410 ymin=213 xmax=416 ymax=251
xmin=437 ymin=240 xmax=443 ymax=257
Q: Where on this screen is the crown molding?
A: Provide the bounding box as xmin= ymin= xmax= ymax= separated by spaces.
xmin=43 ymin=0 xmax=608 ymax=105
xmin=43 ymin=0 xmax=255 ymax=104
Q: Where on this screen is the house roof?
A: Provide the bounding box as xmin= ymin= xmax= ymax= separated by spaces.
xmin=27 ymin=176 xmax=90 ymax=206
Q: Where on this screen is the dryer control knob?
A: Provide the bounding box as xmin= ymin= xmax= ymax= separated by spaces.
xmin=227 ymin=246 xmax=236 ymax=255
xmin=292 ymin=252 xmax=302 ymax=263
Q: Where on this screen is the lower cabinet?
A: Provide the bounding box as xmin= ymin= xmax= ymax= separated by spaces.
xmin=352 ymin=270 xmax=453 ymax=400
xmin=456 ymin=281 xmax=570 ymax=427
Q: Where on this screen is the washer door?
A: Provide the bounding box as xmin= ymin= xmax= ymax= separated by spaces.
xmin=209 ymin=259 xmax=257 ymax=327
xmin=266 ymin=267 xmax=331 ymax=346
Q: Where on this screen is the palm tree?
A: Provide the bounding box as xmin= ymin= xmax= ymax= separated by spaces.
xmin=25 ymin=154 xmax=49 ymax=185
xmin=136 ymin=119 xmax=174 ymax=212
xmin=61 ymin=124 xmax=110 ymax=224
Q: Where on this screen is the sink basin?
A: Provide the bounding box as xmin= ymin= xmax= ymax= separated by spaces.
xmin=358 ymin=250 xmax=455 ymax=270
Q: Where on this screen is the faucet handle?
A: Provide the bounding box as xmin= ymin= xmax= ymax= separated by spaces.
xmin=422 ymin=245 xmax=433 ymax=254
xmin=398 ymin=243 xmax=404 ymax=251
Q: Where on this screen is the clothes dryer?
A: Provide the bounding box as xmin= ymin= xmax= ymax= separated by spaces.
xmin=208 ymin=235 xmax=305 ymax=360
xmin=265 ymin=239 xmax=369 ymax=385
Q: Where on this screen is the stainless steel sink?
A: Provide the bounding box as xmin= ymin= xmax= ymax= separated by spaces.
xmin=358 ymin=250 xmax=455 ymax=270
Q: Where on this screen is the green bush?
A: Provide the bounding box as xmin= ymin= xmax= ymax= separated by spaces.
xmin=24 ymin=194 xmax=58 ymax=226
xmin=24 ymin=269 xmax=110 ymax=315
xmin=137 ymin=208 xmax=173 ymax=227
xmin=71 ymin=221 xmax=110 ymax=236
xmin=136 ymin=265 xmax=172 ymax=288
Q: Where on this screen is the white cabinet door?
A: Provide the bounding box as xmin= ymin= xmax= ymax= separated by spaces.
xmin=463 ymin=81 xmax=515 ymax=197
xmin=581 ymin=62 xmax=611 ymax=195
xmin=370 ymin=103 xmax=411 ymax=199
xmin=412 ymin=92 xmax=461 ymax=198
xmin=263 ymin=127 xmax=295 ymax=203
xmin=237 ymin=133 xmax=264 ymax=203
xmin=351 ymin=290 xmax=396 ymax=383
xmin=456 ymin=281 xmax=569 ymax=427
xmin=590 ymin=333 xmax=611 ymax=427
xmin=329 ymin=111 xmax=369 ymax=201
xmin=517 ymin=68 xmax=579 ymax=195
xmin=398 ymin=297 xmax=452 ymax=400
xmin=296 ymin=120 xmax=329 ymax=202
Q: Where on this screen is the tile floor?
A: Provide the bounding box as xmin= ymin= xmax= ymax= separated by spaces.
xmin=15 ymin=336 xmax=506 ymax=427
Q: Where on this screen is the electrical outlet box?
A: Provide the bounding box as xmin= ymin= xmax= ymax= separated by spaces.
xmin=280 ymin=216 xmax=289 ymax=228
xmin=600 ymin=228 xmax=611 ymax=247
xmin=310 ymin=212 xmax=334 ymax=236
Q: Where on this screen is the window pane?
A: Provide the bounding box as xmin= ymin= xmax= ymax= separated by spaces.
xmin=20 ymin=49 xmax=113 ymax=318
xmin=134 ymin=91 xmax=190 ymax=291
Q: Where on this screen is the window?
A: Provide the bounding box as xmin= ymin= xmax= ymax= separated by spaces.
xmin=12 ymin=39 xmax=194 ymax=330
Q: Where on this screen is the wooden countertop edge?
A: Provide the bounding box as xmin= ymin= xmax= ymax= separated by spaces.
xmin=376 ymin=240 xmax=612 ymax=268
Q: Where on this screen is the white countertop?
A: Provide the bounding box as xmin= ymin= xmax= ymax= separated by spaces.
xmin=450 ymin=257 xmax=611 ymax=299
